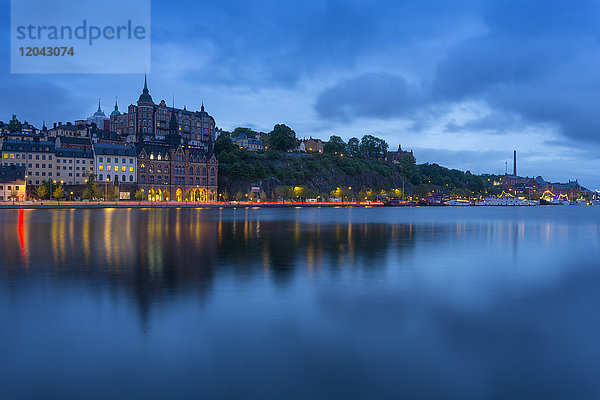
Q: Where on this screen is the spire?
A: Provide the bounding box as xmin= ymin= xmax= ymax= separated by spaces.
xmin=111 ymin=96 xmax=121 ymax=116
xmin=97 ymin=98 xmax=102 ymax=113
xmin=137 ymin=73 xmax=153 ymax=104
xmin=42 ymin=120 xmax=47 ymax=131
xmin=114 ymin=96 xmax=118 ymax=110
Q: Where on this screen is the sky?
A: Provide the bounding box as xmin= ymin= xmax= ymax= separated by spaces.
xmin=1 ymin=0 xmax=599 ymax=188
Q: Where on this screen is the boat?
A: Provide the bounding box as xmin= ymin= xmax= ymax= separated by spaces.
xmin=447 ymin=199 xmax=473 ymax=206
xmin=476 ymin=196 xmax=536 ymax=206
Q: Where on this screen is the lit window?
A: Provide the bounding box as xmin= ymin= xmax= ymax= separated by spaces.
xmin=129 ymin=167 xmax=133 ymax=172
xmin=121 ymin=166 xmax=125 ymax=172
xmin=107 ymin=166 xmax=111 ymax=171
xmin=99 ymin=166 xmax=103 ymax=171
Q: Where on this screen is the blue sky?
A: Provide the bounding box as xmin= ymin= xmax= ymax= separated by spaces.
xmin=2 ymin=0 xmax=600 ymax=187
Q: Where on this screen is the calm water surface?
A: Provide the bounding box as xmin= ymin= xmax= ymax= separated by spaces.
xmin=1 ymin=207 xmax=600 ymax=399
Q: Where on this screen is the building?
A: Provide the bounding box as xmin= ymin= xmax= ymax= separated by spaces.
xmin=303 ymin=138 xmax=323 ymax=153
xmin=388 ymin=145 xmax=414 ymax=163
xmin=0 ymin=165 xmax=27 ymax=201
xmin=136 ymin=106 xmax=218 ymax=202
xmin=1 ymin=139 xmax=55 ymax=186
xmin=55 ymin=148 xmax=94 ymax=185
xmin=110 ymin=75 xmax=217 ymax=149
xmin=231 ymin=133 xmax=265 ymax=151
xmin=93 ymin=143 xmax=137 ymax=184
xmin=86 ymin=99 xmax=110 ymax=130
xmin=47 ymin=122 xmax=90 ymax=138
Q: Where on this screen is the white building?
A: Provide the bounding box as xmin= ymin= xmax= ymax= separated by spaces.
xmin=93 ymin=143 xmax=137 ymax=184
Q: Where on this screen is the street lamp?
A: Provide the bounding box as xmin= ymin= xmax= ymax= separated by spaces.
xmin=52 ymin=180 xmax=56 ymax=201
xmin=105 ymin=178 xmax=109 ymax=201
xmin=70 ymin=191 xmax=74 ymax=201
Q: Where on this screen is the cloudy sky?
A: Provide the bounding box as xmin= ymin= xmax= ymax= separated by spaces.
xmin=2 ymin=0 xmax=599 ymax=187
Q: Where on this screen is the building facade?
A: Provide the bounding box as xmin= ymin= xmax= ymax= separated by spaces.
xmin=1 ymin=139 xmax=56 ymax=186
xmin=93 ymin=143 xmax=137 ymax=184
xmin=0 ymin=165 xmax=27 ymax=201
xmin=110 ymin=75 xmax=217 ymax=149
xmin=136 ymin=105 xmax=218 ymax=202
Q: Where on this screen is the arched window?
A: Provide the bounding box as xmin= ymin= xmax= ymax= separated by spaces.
xmin=149 ymin=165 xmax=154 ymax=173
xmin=210 ymin=167 xmax=215 ymax=176
xmin=202 ymin=167 xmax=207 ymax=176
xmin=150 ymin=153 xmax=154 ymax=160
xmin=140 ymin=175 xmax=145 ymax=183
xmin=107 ymin=174 xmax=111 ymax=181
xmin=122 ymin=175 xmax=126 ymax=182
xmin=195 ymin=167 xmax=200 ymax=175
xmin=140 ymin=163 xmax=145 ymax=172
xmin=129 ymin=175 xmax=133 ymax=182
xmin=99 ymin=174 xmax=103 ymax=181
xmin=157 ymin=154 xmax=162 ymax=161
xmin=165 ymin=154 xmax=169 ymax=160
xmin=164 ymin=166 xmax=169 ymax=173
xmin=189 ymin=166 xmax=193 ymax=175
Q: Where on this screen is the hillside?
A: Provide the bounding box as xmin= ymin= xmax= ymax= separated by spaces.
xmin=217 ymin=149 xmax=490 ymax=200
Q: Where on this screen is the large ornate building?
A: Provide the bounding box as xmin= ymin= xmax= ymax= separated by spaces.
xmin=134 ymin=84 xmax=218 ymax=202
xmin=110 ymin=75 xmax=216 ymax=149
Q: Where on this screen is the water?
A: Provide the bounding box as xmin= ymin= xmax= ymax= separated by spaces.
xmin=1 ymin=207 xmax=599 ymax=399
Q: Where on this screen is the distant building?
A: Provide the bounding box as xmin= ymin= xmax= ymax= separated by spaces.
xmin=47 ymin=122 xmax=90 ymax=138
xmin=388 ymin=145 xmax=413 ymax=163
xmin=231 ymin=133 xmax=265 ymax=151
xmin=0 ymin=165 xmax=27 ymax=201
xmin=86 ymin=99 xmax=110 ymax=130
xmin=297 ymin=137 xmax=324 ymax=153
xmin=55 ymin=148 xmax=94 ymax=185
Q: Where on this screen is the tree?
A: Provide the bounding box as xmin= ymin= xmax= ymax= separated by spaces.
xmin=347 ymin=137 xmax=360 ymax=156
xmin=9 ymin=190 xmax=19 ymax=203
xmin=53 ymin=185 xmax=64 ymax=202
xmin=34 ymin=184 xmax=48 ymax=200
xmin=232 ymin=127 xmax=257 ymax=138
xmin=359 ymin=135 xmax=388 ymax=159
xmin=7 ymin=114 xmax=21 ymax=132
xmin=267 ymin=124 xmax=296 ymax=151
xmin=134 ymin=190 xmax=144 ymax=203
xmin=214 ymin=133 xmax=237 ymax=154
xmin=323 ymin=135 xmax=346 ymax=154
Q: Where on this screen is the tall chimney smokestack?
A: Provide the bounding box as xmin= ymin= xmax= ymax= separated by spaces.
xmin=513 ymin=150 xmax=517 ymax=176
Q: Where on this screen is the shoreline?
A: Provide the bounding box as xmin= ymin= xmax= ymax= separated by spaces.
xmin=0 ymin=201 xmax=384 ymax=210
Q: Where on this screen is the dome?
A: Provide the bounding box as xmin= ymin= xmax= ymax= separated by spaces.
xmin=137 ymin=74 xmax=154 ymax=105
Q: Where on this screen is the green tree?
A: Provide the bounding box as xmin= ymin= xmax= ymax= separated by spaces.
xmin=347 ymin=137 xmax=360 ymax=156
xmin=53 ymin=185 xmax=64 ymax=202
xmin=323 ymin=135 xmax=346 ymax=154
xmin=359 ymin=135 xmax=388 ymax=158
xmin=7 ymin=114 xmax=21 ymax=132
xmin=232 ymin=127 xmax=257 ymax=138
xmin=34 ymin=184 xmax=48 ymax=200
xmin=214 ymin=133 xmax=237 ymax=154
xmin=267 ymin=124 xmax=296 ymax=151
xmin=9 ymin=190 xmax=19 ymax=203
xmin=134 ymin=190 xmax=144 ymax=203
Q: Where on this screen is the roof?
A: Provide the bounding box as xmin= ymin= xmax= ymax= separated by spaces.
xmin=0 ymin=165 xmax=26 ymax=183
xmin=56 ymin=148 xmax=93 ymax=158
xmin=48 ymin=124 xmax=88 ymax=132
xmin=93 ymin=143 xmax=137 ymax=157
xmin=2 ymin=139 xmax=55 ymax=152
xmin=57 ymin=137 xmax=92 ymax=146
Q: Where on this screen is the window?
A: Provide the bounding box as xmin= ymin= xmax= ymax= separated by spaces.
xmin=122 ymin=158 xmax=125 ymax=164
xmin=107 ymin=166 xmax=111 ymax=171
xmin=121 ymin=166 xmax=126 ymax=172
xmin=122 ymin=175 xmax=126 ymax=182
xmin=129 ymin=175 xmax=133 ymax=182
xmin=99 ymin=157 xmax=103 ymax=162
xmin=107 ymin=157 xmax=111 ymax=163
xmin=99 ymin=174 xmax=103 ymax=181
xmin=107 ymin=174 xmax=111 ymax=181
xmin=129 ymin=167 xmax=134 ymax=172
xmin=149 ymin=176 xmax=154 ymax=184
xmin=140 ymin=164 xmax=145 ymax=173
xmin=140 ymin=175 xmax=145 ymax=183
xmin=99 ymin=166 xmax=104 ymax=171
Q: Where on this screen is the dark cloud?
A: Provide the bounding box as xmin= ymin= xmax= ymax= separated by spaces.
xmin=314 ymin=0 xmax=600 ymax=143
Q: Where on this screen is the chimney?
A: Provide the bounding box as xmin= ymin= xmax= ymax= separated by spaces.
xmin=53 ymin=122 xmax=57 ymax=128
xmin=513 ymin=150 xmax=517 ymax=176
xmin=58 ymin=122 xmax=62 ymax=126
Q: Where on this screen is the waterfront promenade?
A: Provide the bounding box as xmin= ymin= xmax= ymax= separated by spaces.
xmin=0 ymin=200 xmax=383 ymax=209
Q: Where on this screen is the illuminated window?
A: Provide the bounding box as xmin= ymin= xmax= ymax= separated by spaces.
xmin=2 ymin=154 xmax=7 ymax=159
xmin=129 ymin=167 xmax=134 ymax=172
xmin=99 ymin=166 xmax=104 ymax=171
xmin=121 ymin=166 xmax=126 ymax=172
xmin=114 ymin=166 xmax=118 ymax=172
xmin=150 ymin=153 xmax=154 ymax=160
xmin=107 ymin=166 xmax=111 ymax=171
xmin=10 ymin=154 xmax=14 ymax=159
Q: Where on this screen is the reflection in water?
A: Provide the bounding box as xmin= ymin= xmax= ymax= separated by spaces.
xmin=1 ymin=207 xmax=600 ymax=399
